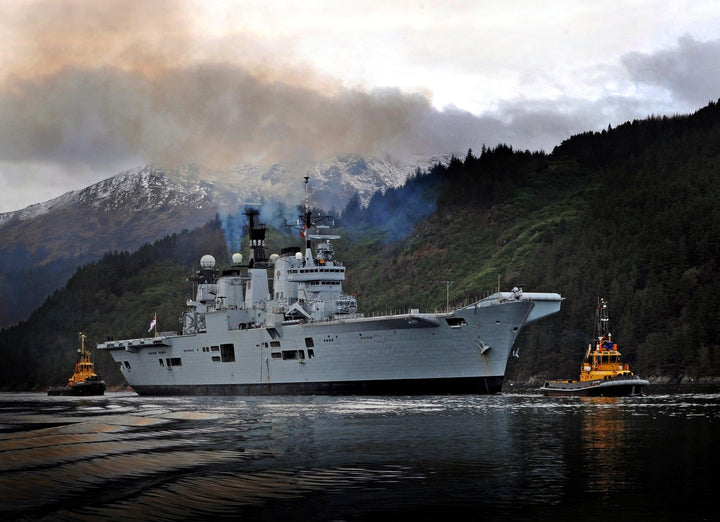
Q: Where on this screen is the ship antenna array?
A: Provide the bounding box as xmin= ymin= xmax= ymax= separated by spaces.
xmin=283 ymin=175 xmax=334 ymax=239
xmin=304 ymin=175 xmax=310 ymax=216
xmin=303 ymin=175 xmax=311 ymax=250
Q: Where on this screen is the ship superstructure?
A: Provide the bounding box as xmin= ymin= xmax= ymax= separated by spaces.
xmin=99 ymin=178 xmax=563 ymax=395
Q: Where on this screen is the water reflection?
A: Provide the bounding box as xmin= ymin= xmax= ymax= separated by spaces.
xmin=580 ymin=397 xmax=628 ymax=495
xmin=0 ymin=387 xmax=718 ymax=521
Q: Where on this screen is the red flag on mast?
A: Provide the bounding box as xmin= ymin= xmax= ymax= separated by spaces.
xmin=148 ymin=313 xmax=157 ymax=332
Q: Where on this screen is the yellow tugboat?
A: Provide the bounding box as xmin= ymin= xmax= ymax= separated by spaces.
xmin=48 ymin=333 xmax=106 ymax=396
xmin=540 ymin=298 xmax=649 ymax=397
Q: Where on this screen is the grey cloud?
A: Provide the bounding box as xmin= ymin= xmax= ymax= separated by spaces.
xmin=3 ymin=37 xmax=716 ymax=210
xmin=1 ymin=61 xmax=580 ymax=183
xmin=0 ymin=59 xmax=655 ymax=194
xmin=0 ymin=65 xmax=440 ymax=171
xmin=622 ymin=35 xmax=720 ymax=107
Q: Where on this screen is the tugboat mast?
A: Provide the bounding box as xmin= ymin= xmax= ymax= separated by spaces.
xmin=595 ymin=297 xmax=611 ymax=343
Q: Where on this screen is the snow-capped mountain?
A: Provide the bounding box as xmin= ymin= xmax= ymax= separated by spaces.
xmin=0 ymin=154 xmax=449 ymax=327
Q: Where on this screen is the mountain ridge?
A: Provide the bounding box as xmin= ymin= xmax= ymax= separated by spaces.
xmin=0 ymin=154 xmax=447 ymax=327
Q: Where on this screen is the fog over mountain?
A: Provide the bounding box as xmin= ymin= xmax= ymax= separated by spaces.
xmin=2 ymin=2 xmax=719 ymax=213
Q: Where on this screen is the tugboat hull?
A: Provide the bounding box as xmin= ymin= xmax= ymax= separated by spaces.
xmin=48 ymin=379 xmax=106 ymax=396
xmin=540 ymin=376 xmax=649 ymax=397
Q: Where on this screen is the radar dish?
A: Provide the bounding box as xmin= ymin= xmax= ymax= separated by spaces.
xmin=269 ymin=253 xmax=279 ymax=264
xmin=295 ymin=252 xmax=303 ymax=260
xmin=231 ymin=253 xmax=243 ymax=265
xmin=200 ymin=254 xmax=216 ymax=269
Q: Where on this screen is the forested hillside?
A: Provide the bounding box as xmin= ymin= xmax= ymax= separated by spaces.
xmin=340 ymin=100 xmax=720 ymax=382
xmin=1 ymin=100 xmax=719 ymax=390
xmin=0 ymin=219 xmax=228 ymax=389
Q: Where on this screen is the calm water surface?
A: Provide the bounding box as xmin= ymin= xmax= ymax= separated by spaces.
xmin=1 ymin=385 xmax=717 ymax=521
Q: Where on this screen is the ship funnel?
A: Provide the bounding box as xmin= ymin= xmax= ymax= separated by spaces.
xmin=245 ymin=208 xmax=268 ymax=267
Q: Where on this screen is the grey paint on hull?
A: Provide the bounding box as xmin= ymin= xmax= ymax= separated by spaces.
xmin=131 ymin=375 xmax=505 ymax=396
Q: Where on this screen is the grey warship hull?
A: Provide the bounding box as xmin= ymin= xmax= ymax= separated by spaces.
xmin=99 ymin=180 xmax=562 ymax=396
xmin=129 ymin=377 xmax=504 ymax=396
xmin=100 ymin=293 xmax=561 ymax=396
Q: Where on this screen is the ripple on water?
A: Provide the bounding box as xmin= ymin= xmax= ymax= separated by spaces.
xmin=1 ymin=389 xmax=718 ymax=520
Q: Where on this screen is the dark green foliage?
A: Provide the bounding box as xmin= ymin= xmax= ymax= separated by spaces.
xmin=511 ymin=100 xmax=720 ymax=382
xmin=0 ymin=217 xmax=228 ymax=390
xmin=343 ymin=102 xmax=720 ymax=383
xmin=339 ymin=165 xmax=446 ymax=242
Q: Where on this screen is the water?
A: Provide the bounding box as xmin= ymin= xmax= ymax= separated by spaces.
xmin=1 ymin=385 xmax=718 ymax=521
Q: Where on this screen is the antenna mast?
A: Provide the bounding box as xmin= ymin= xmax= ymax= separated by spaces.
xmin=303 ymin=175 xmax=311 ymax=250
xmin=304 ymin=175 xmax=310 ymax=215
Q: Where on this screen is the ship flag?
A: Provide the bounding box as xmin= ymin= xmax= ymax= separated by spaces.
xmin=148 ymin=313 xmax=157 ymax=333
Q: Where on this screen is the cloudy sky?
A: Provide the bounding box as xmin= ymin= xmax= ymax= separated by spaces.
xmin=1 ymin=0 xmax=719 ymax=213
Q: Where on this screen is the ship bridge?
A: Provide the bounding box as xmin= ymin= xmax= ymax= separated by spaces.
xmin=287 ymin=265 xmax=346 ymax=282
